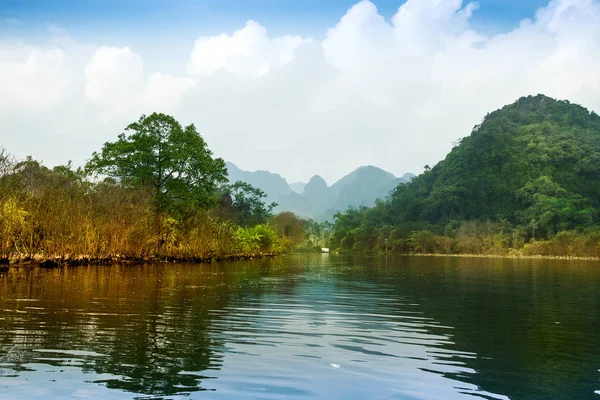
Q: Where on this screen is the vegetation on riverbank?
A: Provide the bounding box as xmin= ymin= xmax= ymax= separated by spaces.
xmin=330 ymin=95 xmax=600 ymax=258
xmin=0 ymin=114 xmax=311 ymax=266
xmin=6 ymin=95 xmax=599 ymax=262
xmin=395 ymin=253 xmax=600 ymax=261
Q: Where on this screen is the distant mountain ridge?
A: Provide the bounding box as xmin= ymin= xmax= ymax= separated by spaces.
xmin=288 ymin=182 xmax=306 ymax=194
xmin=225 ymin=162 xmax=292 ymax=201
xmin=226 ymin=162 xmax=413 ymax=221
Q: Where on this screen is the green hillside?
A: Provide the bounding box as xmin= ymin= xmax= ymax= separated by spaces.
xmin=330 ymin=95 xmax=600 ymax=257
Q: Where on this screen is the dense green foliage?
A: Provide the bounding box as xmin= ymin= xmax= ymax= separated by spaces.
xmin=220 ymin=181 xmax=277 ymax=227
xmin=0 ymin=114 xmax=301 ymax=262
xmin=330 ymin=95 xmax=600 ymax=257
xmin=87 ymin=113 xmax=228 ymax=216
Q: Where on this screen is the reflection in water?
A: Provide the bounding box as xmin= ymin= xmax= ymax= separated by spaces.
xmin=0 ymin=255 xmax=598 ymax=399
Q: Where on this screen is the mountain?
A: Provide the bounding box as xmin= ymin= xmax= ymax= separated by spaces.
xmin=388 ymin=94 xmax=600 ymax=225
xmin=371 ymin=177 xmax=406 ymax=204
xmin=401 ymin=173 xmax=416 ymax=182
xmin=289 ymin=182 xmax=306 ymax=194
xmin=274 ymin=192 xmax=313 ymax=217
xmin=226 ymin=162 xmax=291 ymax=202
xmin=329 ymin=94 xmax=600 ymax=253
xmin=331 ymin=166 xmax=399 ymax=211
xmin=302 ymin=175 xmax=331 ymax=211
xmin=226 ymin=162 xmax=412 ymax=220
xmin=299 ymin=167 xmax=412 ymax=220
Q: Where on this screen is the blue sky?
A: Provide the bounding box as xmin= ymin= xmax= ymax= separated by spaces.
xmin=0 ymin=0 xmax=555 ymax=77
xmin=1 ymin=0 xmax=552 ymax=39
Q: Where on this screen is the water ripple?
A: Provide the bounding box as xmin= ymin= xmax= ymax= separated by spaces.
xmin=0 ymin=255 xmax=598 ymax=399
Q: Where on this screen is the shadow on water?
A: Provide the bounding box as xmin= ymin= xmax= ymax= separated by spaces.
xmin=339 ymin=255 xmax=600 ymax=400
xmin=0 ymin=255 xmax=598 ymax=399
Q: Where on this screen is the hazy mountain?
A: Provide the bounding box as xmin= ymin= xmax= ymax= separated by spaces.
xmin=289 ymin=182 xmax=306 ymax=194
xmin=226 ymin=162 xmax=412 ymax=221
xmin=331 ymin=166 xmax=400 ymax=210
xmin=226 ymin=162 xmax=292 ymax=201
xmin=302 ymin=175 xmax=331 ymax=211
xmin=274 ymin=192 xmax=313 ymax=217
xmin=401 ymin=173 xmax=416 ymax=182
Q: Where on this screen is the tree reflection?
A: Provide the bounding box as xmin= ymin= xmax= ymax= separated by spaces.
xmin=0 ymin=261 xmax=279 ymax=396
xmin=0 ymin=256 xmax=598 ymax=399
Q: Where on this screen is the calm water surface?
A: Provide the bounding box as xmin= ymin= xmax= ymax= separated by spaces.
xmin=0 ymin=255 xmax=599 ymax=399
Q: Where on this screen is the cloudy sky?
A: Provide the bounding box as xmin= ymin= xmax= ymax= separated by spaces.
xmin=1 ymin=0 xmax=599 ymax=184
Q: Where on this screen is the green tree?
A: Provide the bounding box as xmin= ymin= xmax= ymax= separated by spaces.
xmin=223 ymin=181 xmax=276 ymax=226
xmin=272 ymin=212 xmax=305 ymax=245
xmin=516 ymin=176 xmax=595 ymax=237
xmin=86 ymin=113 xmax=227 ymax=216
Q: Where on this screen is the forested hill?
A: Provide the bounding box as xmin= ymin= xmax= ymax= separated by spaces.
xmin=330 ymin=95 xmax=600 ymax=256
xmin=392 ymin=94 xmax=600 ymax=223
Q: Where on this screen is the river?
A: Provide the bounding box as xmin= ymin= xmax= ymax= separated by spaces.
xmin=0 ymin=255 xmax=598 ymax=399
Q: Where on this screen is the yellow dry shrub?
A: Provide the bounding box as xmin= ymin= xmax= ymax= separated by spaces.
xmin=0 ymin=197 xmax=28 ymax=256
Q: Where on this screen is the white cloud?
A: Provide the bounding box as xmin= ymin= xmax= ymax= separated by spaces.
xmin=84 ymin=46 xmax=194 ymax=116
xmin=146 ymin=72 xmax=195 ymax=111
xmin=1 ymin=0 xmax=600 ymax=183
xmin=84 ymin=46 xmax=145 ymax=110
xmin=0 ymin=41 xmax=71 ymax=113
xmin=187 ymin=20 xmax=310 ymax=79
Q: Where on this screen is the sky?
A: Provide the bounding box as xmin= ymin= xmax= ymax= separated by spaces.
xmin=1 ymin=0 xmax=599 ymax=184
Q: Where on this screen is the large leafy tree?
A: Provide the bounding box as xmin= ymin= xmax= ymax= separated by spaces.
xmin=86 ymin=113 xmax=227 ymax=215
xmin=223 ymin=181 xmax=276 ymax=226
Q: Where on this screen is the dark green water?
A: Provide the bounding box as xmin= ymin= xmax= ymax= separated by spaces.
xmin=0 ymin=255 xmax=598 ymax=399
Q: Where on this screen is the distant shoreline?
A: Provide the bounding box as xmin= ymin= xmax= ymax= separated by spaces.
xmin=326 ymin=251 xmax=600 ymax=261
xmin=398 ymin=253 xmax=600 ymax=261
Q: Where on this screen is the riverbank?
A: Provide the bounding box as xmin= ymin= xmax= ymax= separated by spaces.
xmin=0 ymin=252 xmax=279 ymax=268
xmin=398 ymin=253 xmax=600 ymax=261
xmin=329 ymin=250 xmax=600 ymax=261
